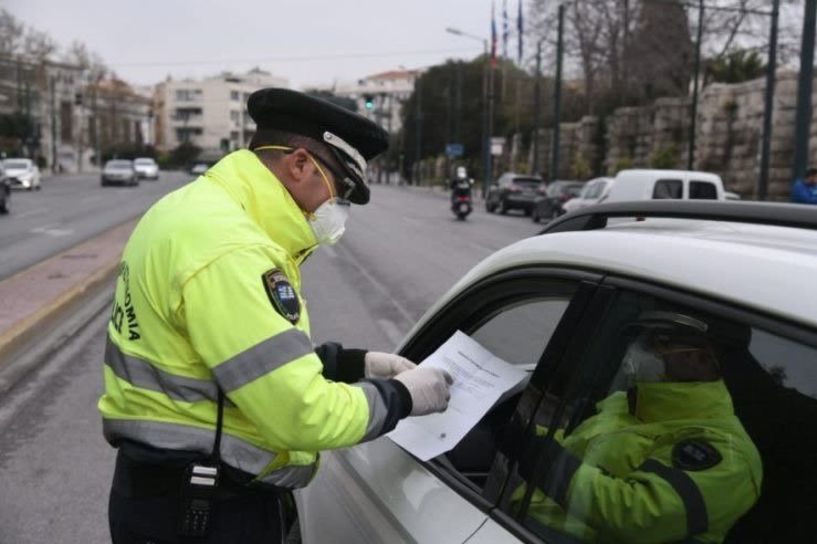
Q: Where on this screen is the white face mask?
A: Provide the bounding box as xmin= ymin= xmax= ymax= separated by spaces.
xmin=622 ymin=338 xmax=666 ymax=385
xmin=309 ymin=198 xmax=349 ymax=246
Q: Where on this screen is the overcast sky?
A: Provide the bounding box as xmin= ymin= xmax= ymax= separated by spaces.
xmin=5 ymin=0 xmax=513 ymax=89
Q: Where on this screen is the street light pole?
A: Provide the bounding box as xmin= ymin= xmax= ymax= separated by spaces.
xmin=688 ymin=0 xmax=704 ymax=171
xmin=445 ymin=26 xmax=492 ymax=197
xmin=551 ymin=4 xmax=565 ymax=182
xmin=50 ymin=73 xmax=59 ymax=174
xmin=758 ymin=0 xmax=780 ymax=201
xmin=532 ymin=39 xmax=543 ymax=176
xmin=793 ymin=0 xmax=817 ymax=184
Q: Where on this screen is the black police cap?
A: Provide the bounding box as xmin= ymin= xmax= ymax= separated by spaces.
xmin=247 ymin=88 xmax=389 ymax=204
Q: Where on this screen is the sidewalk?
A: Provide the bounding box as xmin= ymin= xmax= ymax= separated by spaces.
xmin=0 ymin=220 xmax=136 ymax=369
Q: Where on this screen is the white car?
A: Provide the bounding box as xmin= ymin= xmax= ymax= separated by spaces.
xmin=606 ymin=169 xmax=726 ymax=202
xmin=560 ymin=176 xmax=613 ymax=214
xmin=2 ymin=158 xmax=41 ymax=191
xmin=297 ymin=200 xmax=817 ymax=543
xmin=133 ymin=157 xmax=160 ymax=180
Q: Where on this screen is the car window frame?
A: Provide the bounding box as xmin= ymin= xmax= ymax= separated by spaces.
xmin=487 ymin=272 xmax=817 ymax=542
xmin=397 ymin=267 xmax=603 ymax=516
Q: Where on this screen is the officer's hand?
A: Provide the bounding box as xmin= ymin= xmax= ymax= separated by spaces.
xmin=393 ymin=367 xmax=454 ymax=416
xmin=364 ymin=352 xmax=417 ymax=379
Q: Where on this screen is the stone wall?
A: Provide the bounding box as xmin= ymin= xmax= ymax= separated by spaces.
xmin=523 ymin=70 xmax=817 ymax=200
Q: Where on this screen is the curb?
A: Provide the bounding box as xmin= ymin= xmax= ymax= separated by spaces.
xmin=0 ymin=220 xmax=137 ymax=389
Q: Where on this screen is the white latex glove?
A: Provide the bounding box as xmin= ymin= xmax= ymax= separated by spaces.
xmin=364 ymin=352 xmax=417 ymax=379
xmin=393 ymin=367 xmax=454 ymax=416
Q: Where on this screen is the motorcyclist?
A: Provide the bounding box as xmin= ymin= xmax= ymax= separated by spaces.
xmin=450 ymin=166 xmax=473 ymax=201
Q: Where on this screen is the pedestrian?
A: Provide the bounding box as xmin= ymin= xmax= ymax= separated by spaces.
xmin=98 ymin=88 xmax=453 ymax=544
xmin=512 ymin=311 xmax=761 ymax=543
xmin=791 ymin=167 xmax=817 ymax=204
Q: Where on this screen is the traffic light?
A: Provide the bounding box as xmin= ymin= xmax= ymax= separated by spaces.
xmin=363 ymin=94 xmax=375 ymax=110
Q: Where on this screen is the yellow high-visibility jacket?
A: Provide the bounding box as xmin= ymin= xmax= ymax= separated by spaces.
xmin=516 ymin=380 xmax=762 ymax=543
xmin=98 ymin=150 xmax=408 ymax=488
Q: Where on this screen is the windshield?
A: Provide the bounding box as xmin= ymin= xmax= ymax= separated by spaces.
xmin=106 ymin=161 xmax=133 ymax=169
xmin=3 ymin=160 xmax=30 ymax=170
xmin=134 ymin=158 xmax=156 ymax=165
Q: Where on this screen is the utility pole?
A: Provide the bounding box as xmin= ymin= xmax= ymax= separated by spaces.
xmin=532 ymin=39 xmax=543 ymax=176
xmin=758 ymin=0 xmax=780 ymax=201
xmin=551 ymin=4 xmax=565 ymax=182
xmin=793 ymin=0 xmax=817 ymax=184
xmin=414 ymin=76 xmax=423 ymax=185
xmin=688 ymin=0 xmax=704 ymax=171
xmin=50 ymin=73 xmax=58 ymax=173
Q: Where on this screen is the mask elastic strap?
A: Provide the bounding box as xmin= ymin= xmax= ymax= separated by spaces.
xmin=254 ymin=145 xmax=336 ymax=200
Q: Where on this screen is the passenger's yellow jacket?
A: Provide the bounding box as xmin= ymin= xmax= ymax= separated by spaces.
xmin=516 ymin=380 xmax=762 ymax=543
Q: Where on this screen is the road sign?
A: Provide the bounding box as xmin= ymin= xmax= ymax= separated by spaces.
xmin=445 ymin=143 xmax=464 ymax=157
xmin=490 ymin=137 xmax=505 ymax=156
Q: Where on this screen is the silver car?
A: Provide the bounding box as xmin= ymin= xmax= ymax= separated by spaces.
xmin=133 ymin=157 xmax=160 ymax=180
xmin=101 ymin=160 xmax=139 ymax=187
xmin=297 ymin=201 xmax=817 ymax=543
xmin=2 ymin=158 xmax=41 ymax=191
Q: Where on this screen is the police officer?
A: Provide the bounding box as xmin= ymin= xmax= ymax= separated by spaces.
xmin=99 ymin=88 xmax=453 ymax=543
xmin=514 ymin=311 xmax=762 ymax=543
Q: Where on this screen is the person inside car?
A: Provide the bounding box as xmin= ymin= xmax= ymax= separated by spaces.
xmin=512 ymin=311 xmax=762 ymax=543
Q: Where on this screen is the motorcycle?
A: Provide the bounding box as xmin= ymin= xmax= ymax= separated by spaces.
xmin=451 ymin=181 xmax=473 ymax=220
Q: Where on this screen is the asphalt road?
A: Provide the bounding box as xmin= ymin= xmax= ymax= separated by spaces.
xmin=0 ymin=171 xmax=193 ymax=280
xmin=0 ymin=182 xmax=542 ymax=543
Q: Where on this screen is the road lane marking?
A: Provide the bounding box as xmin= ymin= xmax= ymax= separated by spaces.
xmin=13 ymin=208 xmax=47 ymax=219
xmin=30 ymin=225 xmax=74 ymax=237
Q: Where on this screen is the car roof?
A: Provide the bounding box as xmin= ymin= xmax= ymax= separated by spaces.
xmin=616 ymin=169 xmax=722 ymax=182
xmin=417 ymin=201 xmax=817 ymax=333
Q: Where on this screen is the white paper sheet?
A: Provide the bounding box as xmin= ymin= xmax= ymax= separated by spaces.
xmin=387 ymin=331 xmax=528 ymax=461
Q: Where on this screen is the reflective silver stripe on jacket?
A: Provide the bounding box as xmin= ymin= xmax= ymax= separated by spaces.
xmin=105 ymin=338 xmax=223 ymax=404
xmin=359 ymin=381 xmax=389 ymax=442
xmin=212 ymin=329 xmax=315 ymax=392
xmin=639 ymin=459 xmax=709 ymax=536
xmin=103 ymin=418 xmax=316 ymax=489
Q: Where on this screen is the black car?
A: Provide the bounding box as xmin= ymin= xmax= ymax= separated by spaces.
xmin=531 ymin=180 xmax=585 ymax=223
xmin=0 ymin=165 xmax=10 ymax=214
xmin=485 ymin=173 xmax=544 ymax=215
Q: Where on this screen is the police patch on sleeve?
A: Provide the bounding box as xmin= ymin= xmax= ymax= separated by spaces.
xmin=261 ymin=269 xmax=300 ymax=324
xmin=672 ymin=439 xmax=722 ymax=471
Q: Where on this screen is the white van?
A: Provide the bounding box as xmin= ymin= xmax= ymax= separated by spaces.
xmin=606 ymin=169 xmax=725 ymax=202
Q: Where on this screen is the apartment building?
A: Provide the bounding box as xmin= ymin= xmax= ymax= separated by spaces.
xmin=154 ymin=68 xmax=288 ymax=153
xmin=312 ymin=68 xmax=420 ymax=134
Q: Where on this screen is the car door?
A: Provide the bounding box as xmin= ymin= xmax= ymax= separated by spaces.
xmin=473 ymin=275 xmax=817 ymax=543
xmin=296 ymin=268 xmax=603 ymax=544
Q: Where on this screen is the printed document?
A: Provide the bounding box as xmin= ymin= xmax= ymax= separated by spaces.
xmin=387 ymin=331 xmax=528 ymax=461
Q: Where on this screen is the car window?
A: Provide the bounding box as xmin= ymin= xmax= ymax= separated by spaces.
xmin=134 ymin=158 xmax=155 ymax=165
xmin=4 ymin=160 xmax=30 ymax=169
xmin=107 ymin=161 xmax=133 ymax=168
xmin=513 ymin=178 xmax=542 ymax=189
xmin=586 ymin=180 xmax=607 ymax=199
xmin=502 ymin=288 xmax=817 ymax=543
xmin=653 ymin=179 xmax=683 ymax=199
xmin=398 ymin=276 xmax=588 ymax=498
xmin=690 ymin=181 xmax=718 ymax=200
xmin=472 ymin=298 xmax=572 ymax=369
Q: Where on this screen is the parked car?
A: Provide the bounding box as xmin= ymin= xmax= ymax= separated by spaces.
xmin=561 ymin=176 xmax=614 ymax=214
xmin=2 ymin=158 xmax=41 ymax=191
xmin=486 ymin=173 xmax=545 ymax=215
xmin=605 ymin=169 xmax=726 ymax=203
xmin=101 ymin=160 xmax=139 ymax=187
xmin=190 ymin=163 xmax=209 ymax=176
xmin=297 ymin=200 xmax=817 ymax=543
xmin=531 ymin=180 xmax=584 ymax=223
xmin=0 ymin=165 xmax=10 ymax=214
xmin=133 ymin=157 xmax=160 ymax=180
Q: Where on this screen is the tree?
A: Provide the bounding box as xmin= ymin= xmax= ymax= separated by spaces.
xmin=0 ymin=9 xmax=24 ymax=56
xmin=706 ymin=49 xmax=766 ymax=83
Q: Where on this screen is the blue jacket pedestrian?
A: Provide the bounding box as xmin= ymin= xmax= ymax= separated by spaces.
xmin=792 ymin=168 xmax=817 ymax=204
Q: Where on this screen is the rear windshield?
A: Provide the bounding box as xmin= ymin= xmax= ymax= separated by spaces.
xmin=512 ymin=178 xmax=542 ymax=188
xmin=3 ymin=160 xmax=29 ymax=169
xmin=653 ymin=179 xmax=683 ymax=199
xmin=107 ymin=161 xmax=133 ymax=168
xmin=691 ymin=180 xmax=718 ymax=199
